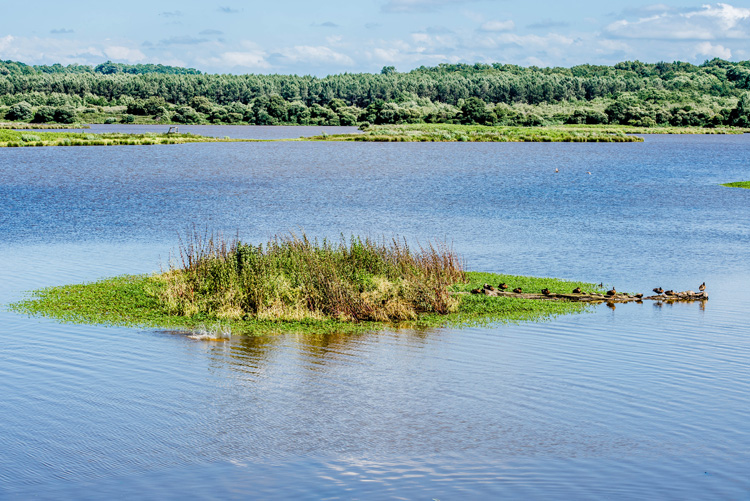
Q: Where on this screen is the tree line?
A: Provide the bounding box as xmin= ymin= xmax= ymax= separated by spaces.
xmin=1 ymin=58 xmax=749 ymax=127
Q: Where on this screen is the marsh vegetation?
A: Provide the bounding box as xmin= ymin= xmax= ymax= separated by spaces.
xmin=0 ymin=129 xmax=249 ymax=147
xmin=305 ymin=123 xmax=644 ymax=142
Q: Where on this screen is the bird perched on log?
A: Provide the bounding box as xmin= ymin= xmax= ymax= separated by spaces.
xmin=470 ymin=288 xmax=481 ymax=294
xmin=664 ymin=290 xmax=675 ymax=296
xmin=635 ymin=293 xmax=644 ymax=298
xmin=513 ymin=287 xmax=523 ymax=294
xmin=606 ymin=288 xmax=617 ymax=297
xmin=699 ymin=282 xmax=706 ymax=292
xmin=653 ymin=287 xmax=664 ymax=294
xmin=499 ymin=283 xmax=509 ymax=290
xmin=541 ymin=288 xmax=551 ymax=295
xmin=483 ymin=283 xmax=495 ymax=291
xmin=572 ymin=287 xmax=582 ymax=294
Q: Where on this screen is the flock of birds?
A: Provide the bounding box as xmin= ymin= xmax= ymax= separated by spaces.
xmin=471 ymin=282 xmax=706 ymax=297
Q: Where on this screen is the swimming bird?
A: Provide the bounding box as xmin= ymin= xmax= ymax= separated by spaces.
xmin=699 ymin=282 xmax=706 ymax=292
xmin=652 ymin=287 xmax=664 ymax=294
xmin=606 ymin=288 xmax=617 ymax=297
xmin=513 ymin=287 xmax=523 ymax=294
xmin=572 ymin=287 xmax=582 ymax=294
xmin=555 ymin=168 xmax=559 ymax=173
xmin=499 ymin=283 xmax=509 ymax=290
xmin=541 ymin=288 xmax=551 ymax=295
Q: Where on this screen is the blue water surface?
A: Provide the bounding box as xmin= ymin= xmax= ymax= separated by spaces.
xmin=1 ymin=127 xmax=749 ymax=499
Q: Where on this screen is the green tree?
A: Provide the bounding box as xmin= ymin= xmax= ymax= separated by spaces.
xmin=53 ymin=106 xmax=78 ymax=124
xmin=7 ymin=101 xmax=34 ymax=122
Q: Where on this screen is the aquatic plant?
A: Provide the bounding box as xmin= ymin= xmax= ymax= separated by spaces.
xmin=159 ymin=232 xmax=465 ymax=323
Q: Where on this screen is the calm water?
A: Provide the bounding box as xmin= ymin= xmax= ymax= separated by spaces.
xmin=1 ymin=127 xmax=749 ymax=499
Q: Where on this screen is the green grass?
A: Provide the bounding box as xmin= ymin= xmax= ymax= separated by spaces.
xmin=8 ymin=272 xmax=602 ymax=336
xmin=0 ymin=129 xmax=256 ymax=147
xmin=301 ymin=123 xmax=644 ymax=143
xmin=721 ymin=181 xmax=750 ymax=189
xmin=8 ymin=232 xmax=604 ymax=338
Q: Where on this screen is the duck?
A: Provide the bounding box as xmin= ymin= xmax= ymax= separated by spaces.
xmin=664 ymin=290 xmax=675 ymax=296
xmin=652 ymin=287 xmax=664 ymax=294
xmin=572 ymin=287 xmax=583 ymax=294
xmin=470 ymin=288 xmax=481 ymax=294
xmin=606 ymin=288 xmax=617 ymax=297
xmin=541 ymin=288 xmax=551 ymax=295
xmin=699 ymin=282 xmax=706 ymax=292
xmin=498 ymin=283 xmax=509 ymax=290
xmin=483 ymin=283 xmax=495 ymax=291
xmin=513 ymin=287 xmax=523 ymax=294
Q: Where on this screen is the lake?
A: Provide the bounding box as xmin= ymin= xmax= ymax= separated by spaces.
xmin=1 ymin=126 xmax=749 ymax=499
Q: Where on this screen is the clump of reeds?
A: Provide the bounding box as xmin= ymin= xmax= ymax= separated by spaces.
xmin=156 ymin=230 xmax=466 ymax=323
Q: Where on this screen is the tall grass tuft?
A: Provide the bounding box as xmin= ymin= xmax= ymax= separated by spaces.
xmin=157 ymin=231 xmax=466 ymax=323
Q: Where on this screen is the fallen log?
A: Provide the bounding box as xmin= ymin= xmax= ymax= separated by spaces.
xmin=459 ymin=288 xmax=708 ymax=303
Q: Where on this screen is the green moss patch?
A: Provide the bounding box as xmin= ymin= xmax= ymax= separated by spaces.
xmin=721 ymin=181 xmax=750 ymax=189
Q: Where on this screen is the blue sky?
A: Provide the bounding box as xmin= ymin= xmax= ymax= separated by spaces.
xmin=1 ymin=1 xmax=749 ymax=75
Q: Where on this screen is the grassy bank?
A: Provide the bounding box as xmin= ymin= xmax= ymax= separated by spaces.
xmin=721 ymin=181 xmax=750 ymax=189
xmin=303 ymin=124 xmax=644 ymax=142
xmin=0 ymin=122 xmax=89 ymax=130
xmin=9 ymin=233 xmax=603 ymax=336
xmin=0 ymin=129 xmax=253 ymax=147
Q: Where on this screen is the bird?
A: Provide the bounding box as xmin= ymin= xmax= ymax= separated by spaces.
xmin=664 ymin=290 xmax=675 ymax=296
xmin=555 ymin=167 xmax=559 ymax=173
xmin=541 ymin=288 xmax=551 ymax=295
xmin=587 ymin=171 xmax=591 ymax=175
xmin=699 ymin=282 xmax=706 ymax=292
xmin=513 ymin=287 xmax=523 ymax=294
xmin=606 ymin=288 xmax=617 ymax=297
xmin=483 ymin=283 xmax=495 ymax=291
xmin=498 ymin=283 xmax=509 ymax=290
xmin=572 ymin=287 xmax=582 ymax=294
xmin=597 ymin=282 xmax=604 ymax=288
xmin=470 ymin=288 xmax=481 ymax=294
xmin=652 ymin=287 xmax=664 ymax=294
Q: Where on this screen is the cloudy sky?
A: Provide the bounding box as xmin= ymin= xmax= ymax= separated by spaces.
xmin=1 ymin=1 xmax=749 ymax=75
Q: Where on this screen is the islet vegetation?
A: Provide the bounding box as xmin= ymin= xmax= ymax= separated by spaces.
xmin=9 ymin=233 xmax=603 ymax=336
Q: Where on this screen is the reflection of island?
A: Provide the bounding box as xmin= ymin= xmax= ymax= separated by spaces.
xmin=206 ymin=328 xmax=438 ymax=376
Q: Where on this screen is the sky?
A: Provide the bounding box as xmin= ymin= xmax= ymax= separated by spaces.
xmin=1 ymin=1 xmax=749 ymax=75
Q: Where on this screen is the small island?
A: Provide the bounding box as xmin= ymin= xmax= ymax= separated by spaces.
xmin=10 ymin=233 xmax=607 ymax=336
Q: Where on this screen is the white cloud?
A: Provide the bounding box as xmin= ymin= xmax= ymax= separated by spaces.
xmin=0 ymin=35 xmax=14 ymax=51
xmin=695 ymin=41 xmax=732 ymax=59
xmin=277 ymin=45 xmax=354 ymax=66
xmin=479 ymin=20 xmax=515 ymax=32
xmin=606 ymin=3 xmax=750 ymax=40
xmin=215 ymin=51 xmax=270 ymax=68
xmin=103 ymin=46 xmax=146 ymax=62
xmin=382 ymin=0 xmax=477 ymax=13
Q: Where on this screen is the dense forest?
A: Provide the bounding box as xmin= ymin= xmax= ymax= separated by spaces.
xmin=1 ymin=58 xmax=749 ymax=127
